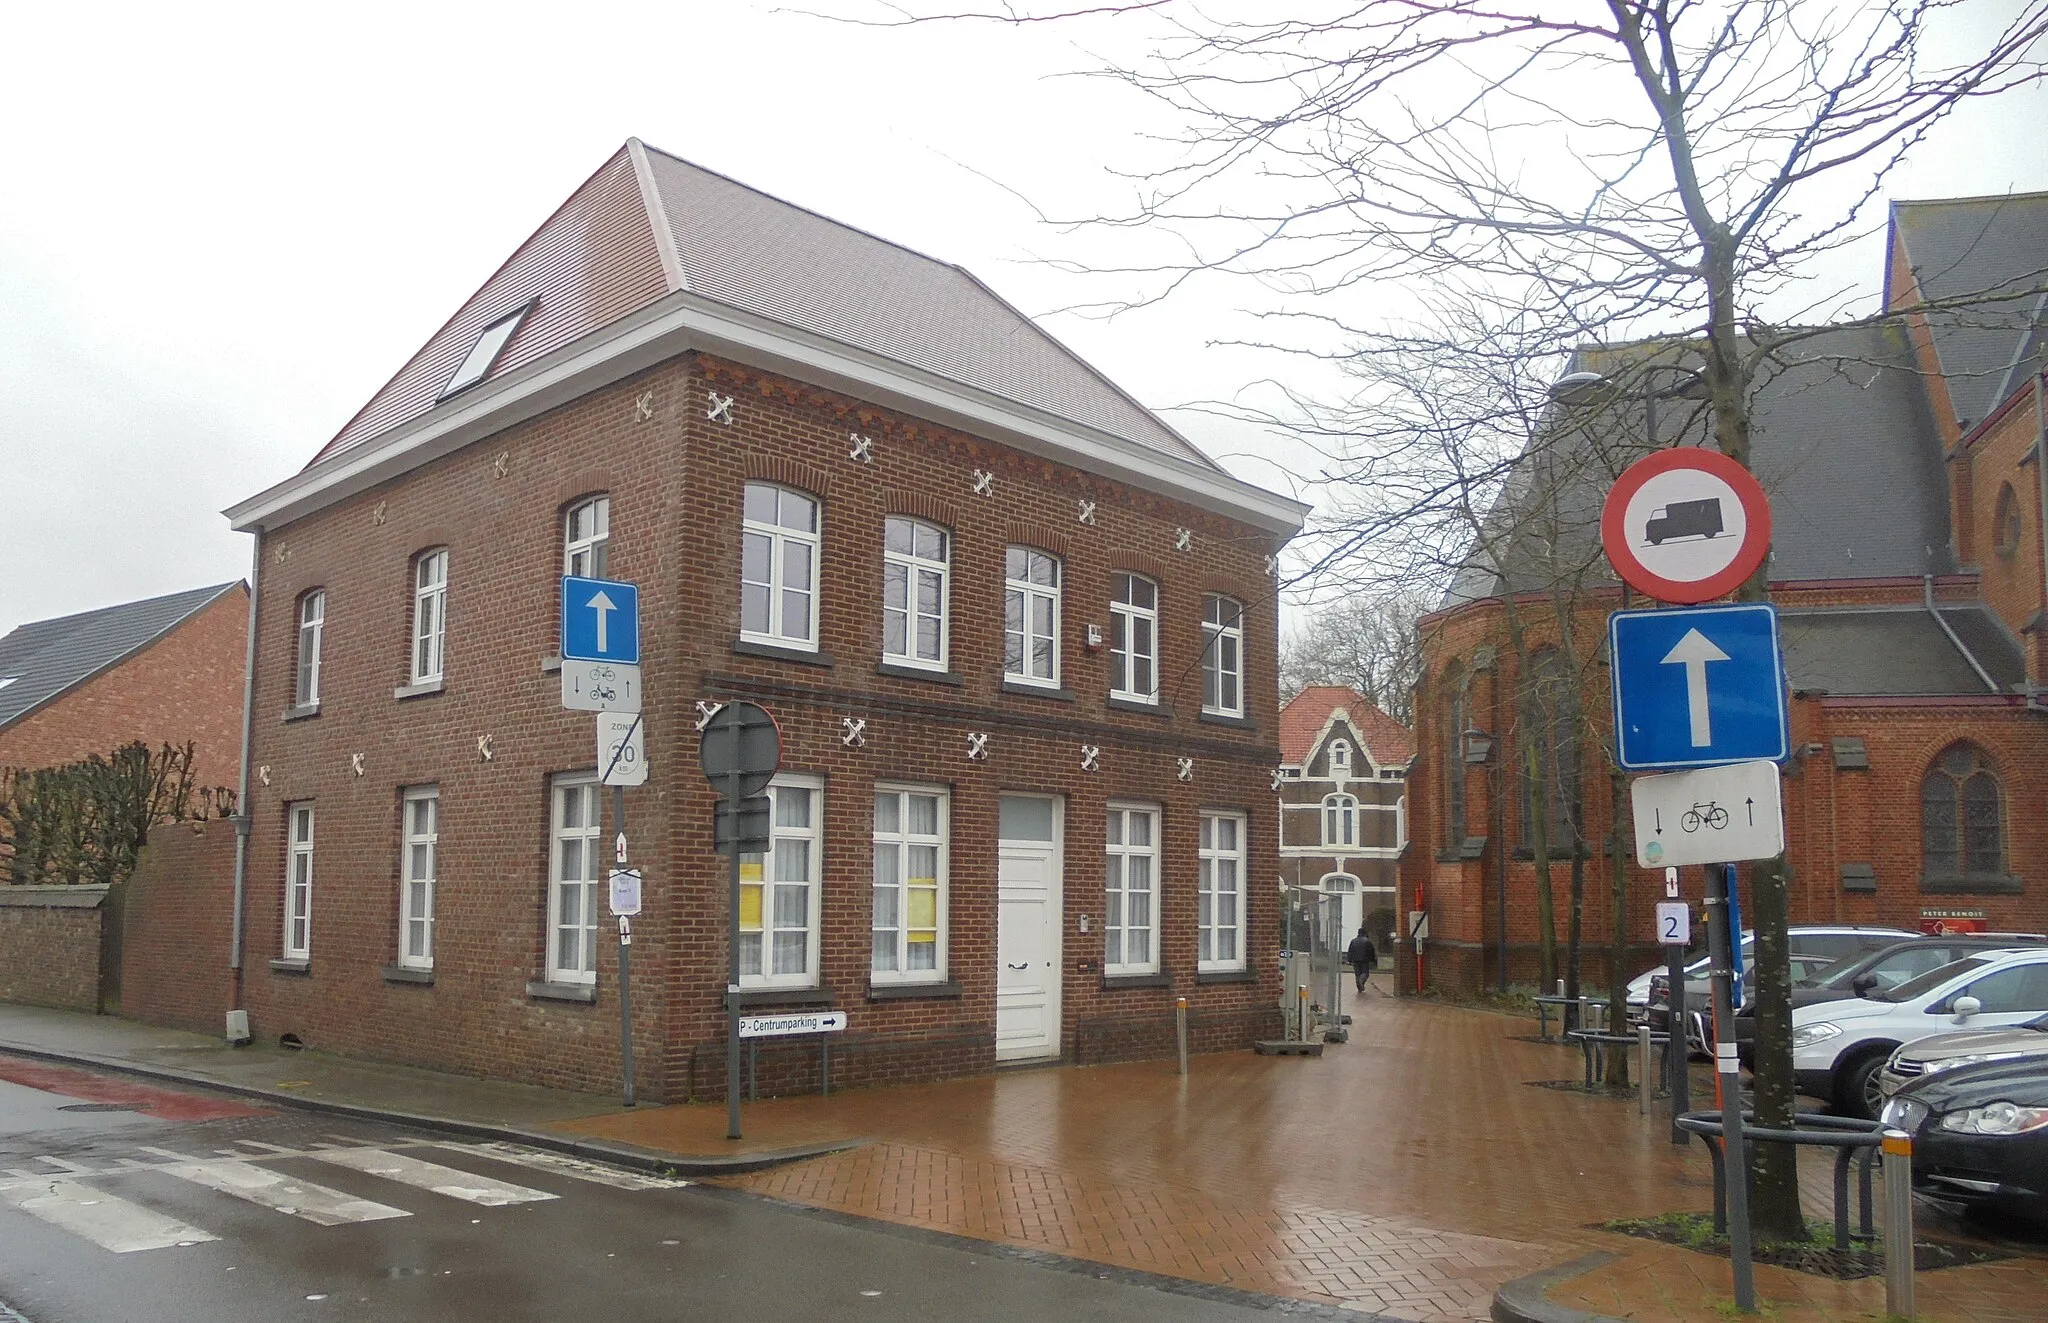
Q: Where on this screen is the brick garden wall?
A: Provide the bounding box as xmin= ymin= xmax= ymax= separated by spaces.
xmin=118 ymin=820 xmax=236 ymax=1035
xmin=0 ymin=886 xmax=108 ymax=1011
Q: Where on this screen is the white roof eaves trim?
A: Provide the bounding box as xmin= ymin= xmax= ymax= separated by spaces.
xmin=226 ymin=291 xmax=1312 ymax=537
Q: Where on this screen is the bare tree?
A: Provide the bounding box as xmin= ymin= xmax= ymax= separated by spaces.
xmin=1280 ymin=588 xmax=1429 ymax=718
xmin=835 ymin=0 xmax=2048 ymax=1241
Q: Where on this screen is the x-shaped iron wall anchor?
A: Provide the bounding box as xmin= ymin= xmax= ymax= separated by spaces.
xmin=967 ymin=732 xmax=990 ymax=761
xmin=1174 ymin=527 xmax=1192 ymax=552
xmin=706 ymin=391 xmax=736 ymax=425
xmin=972 ymin=469 xmax=994 ymax=496
xmin=1077 ymin=499 xmax=1096 ymax=525
xmin=695 ymin=700 xmax=721 ymax=731
xmin=258 ymin=765 xmax=271 ymax=787
xmin=350 ymin=752 xmax=365 ymax=778
xmin=1271 ymin=767 xmax=1285 ymax=792
xmin=848 ymin=433 xmax=875 ymax=463
xmin=477 ymin=734 xmax=494 ymax=762
xmin=1177 ymin=757 xmax=1194 ymax=782
xmin=842 ymin=717 xmax=868 ymax=747
xmin=1080 ymin=744 xmax=1101 ymax=773
xmin=636 ymin=391 xmax=655 ymax=421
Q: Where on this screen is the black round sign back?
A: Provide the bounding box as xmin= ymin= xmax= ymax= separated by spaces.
xmin=698 ymin=701 xmax=781 ymax=798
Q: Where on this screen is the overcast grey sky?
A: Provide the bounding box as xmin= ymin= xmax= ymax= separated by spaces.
xmin=1 ymin=1 xmax=2042 ymax=636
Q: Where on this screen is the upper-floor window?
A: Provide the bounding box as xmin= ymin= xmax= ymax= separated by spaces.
xmin=872 ymin=785 xmax=948 ymax=983
xmin=1329 ymin=739 xmax=1352 ymax=780
xmin=1922 ymin=742 xmax=2005 ymax=883
xmin=565 ymin=496 xmax=611 ymax=578
xmin=739 ymin=777 xmax=822 ymax=988
xmin=1109 ymin=573 xmax=1159 ymax=703
xmin=294 ymin=590 xmax=325 ymax=707
xmin=883 ymin=517 xmax=949 ymax=669
xmin=1004 ymin=547 xmax=1061 ymax=687
xmin=1202 ymin=595 xmax=1244 ymax=717
xmin=741 ymin=484 xmax=820 ymax=650
xmin=1104 ymin=803 xmax=1159 ymax=975
xmin=411 ymin=550 xmax=448 ymax=684
xmin=1322 ymin=793 xmax=1359 ymax=847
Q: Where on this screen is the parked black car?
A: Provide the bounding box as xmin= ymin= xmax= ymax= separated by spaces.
xmin=1881 ymin=1056 xmax=2048 ymax=1223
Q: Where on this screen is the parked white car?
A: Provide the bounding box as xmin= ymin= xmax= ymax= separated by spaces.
xmin=1791 ymin=949 xmax=2048 ymax=1119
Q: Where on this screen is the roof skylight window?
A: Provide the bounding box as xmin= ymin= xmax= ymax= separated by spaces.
xmin=0 ymin=677 xmax=16 ymax=691
xmin=440 ymin=304 xmax=532 ymax=399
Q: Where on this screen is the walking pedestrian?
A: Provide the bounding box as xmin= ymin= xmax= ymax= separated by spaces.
xmin=1346 ymin=926 xmax=1380 ymax=994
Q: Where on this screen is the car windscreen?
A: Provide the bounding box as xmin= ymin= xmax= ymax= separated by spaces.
xmin=1876 ymin=955 xmax=1996 ymax=1003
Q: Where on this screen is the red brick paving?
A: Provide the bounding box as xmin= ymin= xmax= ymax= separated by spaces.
xmin=0 ymin=1053 xmax=271 ymax=1124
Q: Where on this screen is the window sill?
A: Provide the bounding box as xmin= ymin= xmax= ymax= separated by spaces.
xmin=281 ymin=702 xmax=321 ymax=723
xmin=1920 ymin=874 xmax=2024 ymax=895
xmin=526 ymin=979 xmax=596 ymax=1004
xmin=877 ymin=660 xmax=964 ymax=686
xmin=733 ymin=986 xmax=834 ymax=1009
xmin=1001 ymin=679 xmax=1075 ymax=702
xmin=867 ymin=980 xmax=963 ymax=1001
xmin=382 ymin=964 xmax=434 ymax=985
xmin=1106 ymin=695 xmax=1170 ymax=717
xmin=268 ymin=957 xmax=311 ymax=976
xmin=1101 ymin=972 xmax=1172 ymax=990
xmin=1195 ymin=968 xmax=1255 ymax=984
xmin=734 ymin=639 xmax=834 ymax=668
xmin=394 ymin=678 xmax=445 ymax=701
xmin=1197 ymin=710 xmax=1254 ymax=730
xmin=540 ymin=654 xmax=562 ymax=674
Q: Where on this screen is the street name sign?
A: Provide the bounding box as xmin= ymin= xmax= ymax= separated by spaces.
xmin=561 ymin=576 xmax=640 ymax=665
xmin=597 ymin=712 xmax=647 ymax=786
xmin=608 ymin=867 xmax=643 ymax=917
xmin=738 ymin=1011 xmax=847 ymax=1038
xmin=1631 ymin=759 xmax=1785 ymax=868
xmin=1610 ymin=603 xmax=1788 ymax=770
xmin=1600 ymin=449 xmax=1772 ymax=604
xmin=562 ymin=659 xmax=641 ymax=713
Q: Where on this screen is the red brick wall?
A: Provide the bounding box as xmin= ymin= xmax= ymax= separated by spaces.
xmin=119 ymin=819 xmax=236 ymax=1035
xmin=0 ymin=587 xmax=248 ymax=789
xmin=1960 ymin=388 xmax=2044 ymax=675
xmin=226 ymin=351 xmax=1286 ymax=1097
xmin=0 ymin=888 xmax=105 ymax=1011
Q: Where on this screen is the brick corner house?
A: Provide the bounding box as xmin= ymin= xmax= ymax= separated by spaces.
xmin=204 ymin=140 xmax=1307 ymax=1099
xmin=0 ymin=581 xmax=248 ymax=785
xmin=1401 ymin=191 xmax=2048 ymax=995
xmin=1276 ymin=687 xmax=1413 ymax=948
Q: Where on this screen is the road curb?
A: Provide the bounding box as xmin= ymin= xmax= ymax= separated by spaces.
xmin=0 ymin=1037 xmax=863 ymax=1177
xmin=1491 ymin=1252 xmax=1627 ymax=1323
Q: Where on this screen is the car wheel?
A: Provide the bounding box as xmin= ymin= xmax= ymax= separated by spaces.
xmin=1835 ymin=1049 xmax=1890 ymax=1121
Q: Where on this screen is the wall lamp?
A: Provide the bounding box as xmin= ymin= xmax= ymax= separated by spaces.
xmin=1462 ymin=726 xmax=1495 ymax=764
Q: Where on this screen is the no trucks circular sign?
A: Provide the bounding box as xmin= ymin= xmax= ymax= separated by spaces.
xmin=1600 ymin=449 xmax=1772 ymax=603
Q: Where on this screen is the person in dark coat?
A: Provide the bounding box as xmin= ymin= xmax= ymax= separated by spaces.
xmin=1346 ymin=926 xmax=1379 ymax=994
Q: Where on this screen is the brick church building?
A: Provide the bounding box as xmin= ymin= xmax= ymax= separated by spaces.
xmin=1402 ymin=192 xmax=2048 ymax=994
xmin=208 ymin=140 xmax=1307 ymax=1098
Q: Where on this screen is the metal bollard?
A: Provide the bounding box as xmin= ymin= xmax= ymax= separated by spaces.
xmin=1883 ymin=1128 xmax=1915 ymax=1319
xmin=1638 ymin=1024 xmax=1653 ymax=1115
xmin=1175 ymin=997 xmax=1189 ymax=1075
xmin=1297 ymin=985 xmax=1309 ymax=1042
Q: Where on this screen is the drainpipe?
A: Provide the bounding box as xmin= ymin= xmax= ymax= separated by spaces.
xmin=1924 ymin=573 xmax=1997 ymax=693
xmin=228 ymin=528 xmax=262 ymax=1018
xmin=2035 ymin=376 xmax=2048 ymax=709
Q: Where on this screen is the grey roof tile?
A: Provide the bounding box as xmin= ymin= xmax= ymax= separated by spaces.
xmin=0 ymin=583 xmax=241 ymax=734
xmin=1777 ymin=605 xmax=2017 ymax=697
xmin=1892 ymin=193 xmax=2048 ymax=427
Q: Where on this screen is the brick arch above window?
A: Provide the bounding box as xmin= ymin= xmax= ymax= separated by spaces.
xmin=744 ymin=453 xmax=831 ymax=499
xmin=883 ymin=488 xmax=958 ymax=530
xmin=1003 ymin=522 xmax=1071 ymax=559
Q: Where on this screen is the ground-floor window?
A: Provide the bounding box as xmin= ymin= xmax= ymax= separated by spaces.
xmin=399 ymin=786 xmax=439 ymax=969
xmin=872 ymin=785 xmax=948 ymax=982
xmin=548 ymin=776 xmax=602 ymax=984
xmin=284 ymin=802 xmax=314 ymax=960
xmin=1105 ymin=802 xmax=1160 ymax=975
xmin=740 ymin=776 xmax=822 ymax=987
xmin=1199 ymin=810 xmax=1246 ymax=972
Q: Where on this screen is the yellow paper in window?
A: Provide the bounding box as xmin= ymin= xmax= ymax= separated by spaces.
xmin=908 ymin=930 xmax=936 ymax=945
xmin=907 ymin=889 xmax=938 ymax=929
xmin=741 ymin=857 xmax=763 ymax=883
xmin=740 ymin=883 xmax=763 ymax=932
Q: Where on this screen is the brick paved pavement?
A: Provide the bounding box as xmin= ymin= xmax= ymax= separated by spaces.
xmin=562 ymin=985 xmax=2048 ymax=1322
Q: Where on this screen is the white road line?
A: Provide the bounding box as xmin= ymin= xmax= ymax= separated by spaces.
xmin=157 ymin=1160 xmax=410 ymax=1226
xmin=308 ymin=1148 xmax=557 ymax=1206
xmin=0 ymin=1178 xmax=218 ymax=1253
xmin=433 ymin=1142 xmax=688 ymax=1190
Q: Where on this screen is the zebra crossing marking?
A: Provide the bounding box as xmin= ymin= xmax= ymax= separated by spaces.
xmin=155 ymin=1159 xmax=410 ymax=1226
xmin=0 ymin=1177 xmax=218 ymax=1253
xmin=309 ymin=1148 xmax=557 ymax=1206
xmin=432 ymin=1141 xmax=689 ymax=1190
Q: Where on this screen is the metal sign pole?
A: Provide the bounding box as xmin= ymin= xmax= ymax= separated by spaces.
xmin=612 ymin=784 xmax=635 ymax=1108
xmin=1667 ymin=868 xmax=1691 ymax=1144
xmin=726 ymin=767 xmax=744 ymax=1140
xmin=1705 ymin=874 xmax=1756 ymax=1311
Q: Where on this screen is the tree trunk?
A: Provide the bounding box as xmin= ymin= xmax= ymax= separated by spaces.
xmin=1526 ymin=737 xmax=1558 ymax=994
xmin=1604 ymin=767 xmax=1631 ymax=1089
xmin=1567 ymin=829 xmax=1586 ymax=1014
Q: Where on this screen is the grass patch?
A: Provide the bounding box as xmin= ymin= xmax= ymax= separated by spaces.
xmin=1601 ymin=1210 xmax=2010 ymax=1280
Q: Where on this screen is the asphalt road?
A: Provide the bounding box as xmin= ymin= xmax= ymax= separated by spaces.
xmin=0 ymin=1055 xmax=1316 ymax=1323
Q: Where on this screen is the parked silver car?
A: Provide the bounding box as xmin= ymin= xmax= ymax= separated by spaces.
xmin=1879 ymin=1011 xmax=2048 ymax=1097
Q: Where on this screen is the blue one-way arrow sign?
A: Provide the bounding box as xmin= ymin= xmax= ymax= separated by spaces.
xmin=561 ymin=576 xmax=640 ymax=665
xmin=1609 ymin=603 xmax=1788 ymax=770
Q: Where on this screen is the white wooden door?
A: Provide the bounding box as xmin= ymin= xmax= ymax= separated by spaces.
xmin=997 ymin=812 xmax=1063 ymax=1062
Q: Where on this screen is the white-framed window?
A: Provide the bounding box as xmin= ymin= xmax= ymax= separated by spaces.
xmin=740 ymin=776 xmax=822 ymax=988
xmin=565 ymin=496 xmax=611 ymax=578
xmin=283 ymin=802 xmax=314 ymax=960
xmin=548 ymin=776 xmax=603 ymax=985
xmin=1329 ymin=739 xmax=1352 ymax=780
xmin=1199 ymin=811 xmax=1246 ymax=973
xmin=398 ymin=786 xmax=439 ymax=970
xmin=1004 ymin=546 xmax=1061 ymax=686
xmin=1104 ymin=803 xmax=1160 ymax=975
xmin=1323 ymin=793 xmax=1359 ymax=847
xmin=872 ymin=785 xmax=948 ymax=982
xmin=741 ymin=483 xmax=820 ymax=650
xmin=882 ymin=517 xmax=949 ymax=669
xmin=1202 ymin=594 xmax=1244 ymax=717
xmin=1109 ymin=572 xmax=1158 ymax=703
xmin=411 ymin=549 xmax=448 ymax=684
xmin=294 ymin=590 xmax=325 ymax=707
